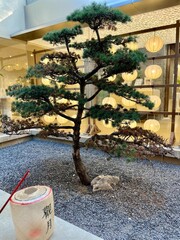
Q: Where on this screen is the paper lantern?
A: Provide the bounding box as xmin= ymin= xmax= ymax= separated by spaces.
xmin=10 ymin=185 xmax=54 ymax=240
xmin=102 ymin=120 xmax=113 ymax=128
xmin=57 ymin=115 xmax=68 ymax=124
xmin=111 ymin=46 xmax=116 ymax=53
xmin=69 ymin=100 xmax=78 ymax=105
xmin=42 ymin=58 xmax=49 ymax=64
xmin=126 ymin=136 xmax=135 ymax=142
xmin=42 ymin=78 xmax=51 ymax=86
xmin=57 ymin=82 xmax=64 ymax=88
xmin=57 ymin=98 xmax=68 ymax=104
xmin=122 ymin=70 xmax=138 ymax=82
xmin=145 ymin=35 xmax=163 ymax=53
xmin=121 ymin=119 xmax=137 ymax=128
xmin=144 ymin=119 xmax=160 ymax=132
xmin=43 ymin=115 xmax=56 ymax=123
xmin=145 ymin=65 xmax=162 ymax=79
xmin=121 ymin=98 xmax=136 ymax=107
xmin=102 ymin=97 xmax=117 ymax=108
xmin=127 ymin=42 xmax=138 ymax=51
xmin=149 ymin=95 xmax=161 ymax=110
xmin=108 ymin=75 xmax=116 ymax=81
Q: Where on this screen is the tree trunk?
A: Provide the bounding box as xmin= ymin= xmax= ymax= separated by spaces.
xmin=72 ymin=125 xmax=91 ymax=185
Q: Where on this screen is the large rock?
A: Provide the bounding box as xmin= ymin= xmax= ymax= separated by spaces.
xmin=91 ymin=175 xmax=120 ymax=192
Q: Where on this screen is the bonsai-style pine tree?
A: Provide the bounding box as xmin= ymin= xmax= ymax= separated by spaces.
xmin=2 ymin=3 xmax=170 ymax=185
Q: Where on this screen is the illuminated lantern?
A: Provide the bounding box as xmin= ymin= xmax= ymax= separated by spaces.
xmin=111 ymin=45 xmax=116 ymax=53
xmin=127 ymin=42 xmax=138 ymax=51
xmin=127 ymin=136 xmax=135 ymax=142
xmin=43 ymin=115 xmax=56 ymax=123
xmin=145 ymin=35 xmax=163 ymax=53
xmin=149 ymin=95 xmax=161 ymax=110
xmin=145 ymin=65 xmax=162 ymax=79
xmin=122 ymin=70 xmax=138 ymax=82
xmin=42 ymin=78 xmax=51 ymax=86
xmin=102 ymin=120 xmax=113 ymax=128
xmin=42 ymin=58 xmax=49 ymax=64
xmin=108 ymin=75 xmax=116 ymax=81
xmin=57 ymin=98 xmax=68 ymax=104
xmin=69 ymin=100 xmax=78 ymax=105
xmin=121 ymin=97 xmax=136 ymax=107
xmin=57 ymin=115 xmax=68 ymax=124
xmin=102 ymin=97 xmax=117 ymax=108
xmin=144 ymin=119 xmax=160 ymax=132
xmin=121 ymin=119 xmax=137 ymax=128
xmin=57 ymin=82 xmax=64 ymax=88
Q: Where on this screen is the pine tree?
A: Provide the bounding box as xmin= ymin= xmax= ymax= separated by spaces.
xmin=2 ymin=3 xmax=170 ymax=185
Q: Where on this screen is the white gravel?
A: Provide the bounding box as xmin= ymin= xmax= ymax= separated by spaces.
xmin=0 ymin=139 xmax=180 ymax=240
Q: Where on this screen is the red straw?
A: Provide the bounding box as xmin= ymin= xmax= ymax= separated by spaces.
xmin=0 ymin=170 xmax=30 ymax=214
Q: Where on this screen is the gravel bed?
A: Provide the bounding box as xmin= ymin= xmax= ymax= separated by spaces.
xmin=0 ymin=139 xmax=180 ymax=240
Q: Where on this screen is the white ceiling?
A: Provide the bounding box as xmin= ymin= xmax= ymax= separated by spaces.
xmin=0 ymin=0 xmax=25 ymax=22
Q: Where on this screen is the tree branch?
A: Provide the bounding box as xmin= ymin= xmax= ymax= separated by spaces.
xmin=86 ymin=88 xmax=101 ymax=102
xmin=84 ymin=65 xmax=102 ymax=81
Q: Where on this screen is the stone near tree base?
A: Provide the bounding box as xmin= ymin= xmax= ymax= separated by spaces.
xmin=91 ymin=175 xmax=120 ymax=192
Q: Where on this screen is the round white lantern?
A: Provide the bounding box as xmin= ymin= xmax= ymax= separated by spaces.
xmin=121 ymin=97 xmax=136 ymax=107
xmin=10 ymin=185 xmax=54 ymax=240
xmin=57 ymin=98 xmax=68 ymax=104
xmin=111 ymin=45 xmax=116 ymax=54
xmin=122 ymin=70 xmax=138 ymax=82
xmin=42 ymin=78 xmax=51 ymax=86
xmin=149 ymin=95 xmax=161 ymax=110
xmin=145 ymin=35 xmax=163 ymax=53
xmin=144 ymin=119 xmax=160 ymax=132
xmin=69 ymin=100 xmax=78 ymax=106
xmin=43 ymin=115 xmax=56 ymax=123
xmin=108 ymin=75 xmax=116 ymax=81
xmin=57 ymin=82 xmax=65 ymax=88
xmin=102 ymin=120 xmax=113 ymax=128
xmin=102 ymin=97 xmax=117 ymax=108
xmin=57 ymin=115 xmax=68 ymax=124
xmin=121 ymin=119 xmax=137 ymax=128
xmin=145 ymin=65 xmax=162 ymax=79
xmin=42 ymin=58 xmax=49 ymax=64
xmin=127 ymin=42 xmax=138 ymax=51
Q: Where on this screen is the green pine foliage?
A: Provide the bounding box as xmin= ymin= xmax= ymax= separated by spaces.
xmin=5 ymin=2 xmax=153 ymax=129
xmin=2 ymin=2 xmax=171 ymax=184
